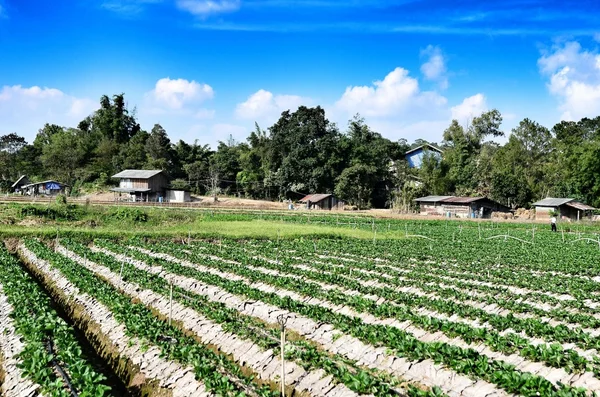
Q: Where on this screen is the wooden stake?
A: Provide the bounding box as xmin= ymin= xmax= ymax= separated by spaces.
xmin=278 ymin=315 xmax=287 ymax=396
xmin=188 ymin=230 xmax=191 ymax=245
xmin=168 ymin=283 xmax=173 ymax=326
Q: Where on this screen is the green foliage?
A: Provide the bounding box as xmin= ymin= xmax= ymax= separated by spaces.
xmin=108 ymin=207 xmax=148 ymax=222
xmin=5 ymin=91 xmax=600 ymax=209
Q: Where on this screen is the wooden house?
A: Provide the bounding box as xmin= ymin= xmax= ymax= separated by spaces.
xmin=415 ymin=196 xmax=510 ymax=218
xmin=111 ymin=170 xmax=170 ymax=202
xmin=299 ymin=194 xmax=343 ymax=210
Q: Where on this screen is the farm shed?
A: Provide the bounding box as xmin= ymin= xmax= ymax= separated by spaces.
xmin=405 ymin=144 xmax=443 ymax=168
xmin=111 ymin=170 xmax=170 ymax=202
xmin=415 ymin=196 xmax=510 ymax=219
xmin=165 ymin=189 xmax=191 ymax=203
xmin=532 ymin=198 xmax=595 ymax=221
xmin=11 ymin=175 xmax=30 ymax=193
xmin=22 ymin=180 xmax=67 ymax=196
xmin=299 ymin=194 xmax=344 ymax=210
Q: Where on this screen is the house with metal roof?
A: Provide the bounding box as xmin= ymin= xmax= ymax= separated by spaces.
xmin=111 ymin=170 xmax=170 ymax=202
xmin=415 ymin=196 xmax=510 ymax=218
xmin=405 ymin=144 xmax=443 ymax=168
xmin=532 ymin=198 xmax=595 ymax=221
xmin=298 ymin=193 xmax=344 ymax=210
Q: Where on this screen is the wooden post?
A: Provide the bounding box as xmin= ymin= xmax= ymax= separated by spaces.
xmin=188 ymin=230 xmax=191 ymax=245
xmin=373 ymin=230 xmax=377 ymax=245
xmin=532 ymin=227 xmax=535 ymax=245
xmin=478 ymin=224 xmax=481 ymax=240
xmin=168 ymin=283 xmax=174 ymax=326
xmin=562 ymin=229 xmax=565 ymax=243
xmin=278 ymin=315 xmax=287 ymax=396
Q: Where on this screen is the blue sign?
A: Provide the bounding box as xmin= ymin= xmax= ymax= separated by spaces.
xmin=46 ymin=182 xmax=61 ymax=190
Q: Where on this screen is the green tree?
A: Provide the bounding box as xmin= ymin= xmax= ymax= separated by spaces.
xmin=0 ymin=133 xmax=27 ymax=180
xmin=145 ymin=124 xmax=173 ymax=172
xmin=40 ymin=128 xmax=87 ymax=187
xmin=335 ymin=164 xmax=378 ymax=209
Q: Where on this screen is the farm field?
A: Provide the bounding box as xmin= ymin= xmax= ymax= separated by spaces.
xmin=2 ymin=217 xmax=600 ymax=396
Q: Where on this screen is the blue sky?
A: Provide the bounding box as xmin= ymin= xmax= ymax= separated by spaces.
xmin=1 ymin=0 xmax=600 ymax=147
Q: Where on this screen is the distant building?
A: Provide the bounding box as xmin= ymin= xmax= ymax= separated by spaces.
xmin=111 ymin=170 xmax=170 ymax=202
xmin=532 ymin=198 xmax=595 ymax=221
xmin=415 ymin=196 xmax=510 ymax=219
xmin=22 ymin=180 xmax=67 ymax=196
xmin=405 ymin=144 xmax=443 ymax=168
xmin=299 ymin=194 xmax=344 ymax=210
xmin=11 ymin=175 xmax=30 ymax=193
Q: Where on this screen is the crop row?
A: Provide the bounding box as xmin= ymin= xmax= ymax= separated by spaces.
xmin=0 ymin=245 xmax=113 ymax=397
xmin=57 ymin=239 xmax=401 ymax=397
xmin=96 ymin=238 xmax=597 ymax=396
xmin=178 ymin=239 xmax=600 ymax=364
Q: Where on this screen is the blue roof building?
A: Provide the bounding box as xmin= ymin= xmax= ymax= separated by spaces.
xmin=405 ymin=144 xmax=443 ymax=168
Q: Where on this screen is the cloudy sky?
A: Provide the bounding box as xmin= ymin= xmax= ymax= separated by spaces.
xmin=1 ymin=0 xmax=600 ymax=147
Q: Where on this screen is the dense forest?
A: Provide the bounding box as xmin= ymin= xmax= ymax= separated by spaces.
xmin=1 ymin=93 xmax=599 ymax=210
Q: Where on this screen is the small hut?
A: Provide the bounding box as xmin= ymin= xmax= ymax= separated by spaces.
xmin=299 ymin=194 xmax=343 ymax=210
xmin=532 ymin=198 xmax=595 ymax=221
xmin=22 ymin=180 xmax=67 ymax=196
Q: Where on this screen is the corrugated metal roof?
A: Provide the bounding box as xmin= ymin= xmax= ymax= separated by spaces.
xmin=22 ymin=180 xmax=66 ymax=187
xmin=532 ymin=198 xmax=574 ymax=207
xmin=414 ymin=195 xmax=453 ymax=202
xmin=299 ymin=193 xmax=333 ymax=203
xmin=112 ymin=170 xmax=164 ymax=179
xmin=11 ymin=175 xmax=29 ymax=188
xmin=110 ymin=187 xmax=152 ymax=193
xmin=565 ymin=201 xmax=596 ymax=211
xmin=442 ymin=196 xmax=484 ymax=204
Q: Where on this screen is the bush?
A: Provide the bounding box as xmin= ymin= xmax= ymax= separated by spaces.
xmin=55 ymin=194 xmax=68 ymax=205
xmin=109 ymin=207 xmax=148 ymax=223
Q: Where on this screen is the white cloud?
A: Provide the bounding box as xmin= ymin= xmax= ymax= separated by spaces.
xmin=147 ymin=77 xmax=214 ymax=110
xmin=538 ymin=41 xmax=600 ymax=121
xmin=101 ymin=0 xmax=162 ymax=15
xmin=420 ymin=45 xmax=448 ymax=89
xmin=235 ymin=89 xmax=310 ymax=121
xmin=176 ymin=0 xmax=240 ymax=17
xmin=335 ymin=67 xmax=447 ymax=117
xmin=450 ymin=93 xmax=487 ymax=125
xmin=0 ymin=85 xmax=97 ymax=140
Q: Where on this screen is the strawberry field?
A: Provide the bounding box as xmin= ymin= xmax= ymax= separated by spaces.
xmin=2 ymin=220 xmax=600 ymax=396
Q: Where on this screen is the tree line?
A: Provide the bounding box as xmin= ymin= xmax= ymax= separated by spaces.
xmin=1 ymin=93 xmax=599 ymax=209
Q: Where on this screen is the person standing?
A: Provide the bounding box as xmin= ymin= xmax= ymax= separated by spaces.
xmin=551 ymin=216 xmax=557 ymax=232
